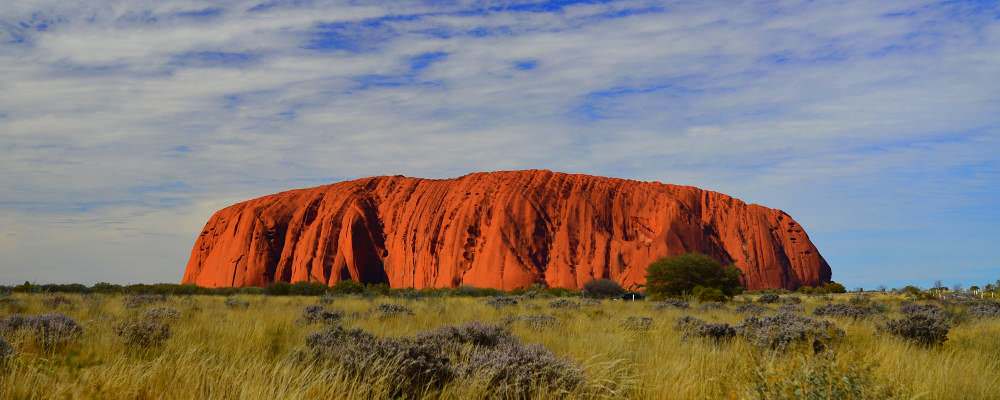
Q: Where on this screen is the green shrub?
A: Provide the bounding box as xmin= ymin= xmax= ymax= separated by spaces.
xmin=797 ymin=281 xmax=847 ymax=295
xmin=692 ymin=286 xmax=728 ymax=302
xmin=645 ymin=253 xmax=742 ymax=299
xmin=581 ymin=279 xmax=625 ymax=299
xmin=289 ymin=282 xmax=328 ymax=296
xmin=331 ymin=280 xmax=365 ymax=295
xmin=263 ymin=282 xmax=292 ymax=296
xmin=452 ymin=285 xmax=505 ymax=297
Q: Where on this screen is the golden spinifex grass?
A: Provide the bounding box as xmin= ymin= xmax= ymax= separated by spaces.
xmin=1 ymin=293 xmax=999 ymax=399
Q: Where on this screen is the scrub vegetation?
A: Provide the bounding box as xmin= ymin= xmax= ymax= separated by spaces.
xmin=1 ymin=285 xmax=999 ymax=399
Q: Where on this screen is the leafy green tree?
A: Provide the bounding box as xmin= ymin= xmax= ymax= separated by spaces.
xmin=645 ymin=253 xmax=742 ymax=300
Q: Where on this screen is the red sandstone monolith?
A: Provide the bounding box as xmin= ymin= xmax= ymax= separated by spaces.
xmin=182 ymin=170 xmax=831 ymax=290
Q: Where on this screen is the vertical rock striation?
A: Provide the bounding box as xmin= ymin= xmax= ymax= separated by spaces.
xmin=182 ymin=170 xmax=831 ymax=290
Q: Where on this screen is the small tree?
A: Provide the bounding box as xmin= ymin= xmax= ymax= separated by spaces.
xmin=645 ymin=253 xmax=742 ymax=300
xmin=822 ymin=281 xmax=847 ymax=294
xmin=581 ymin=279 xmax=625 ymax=299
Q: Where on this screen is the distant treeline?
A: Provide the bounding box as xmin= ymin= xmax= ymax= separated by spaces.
xmin=0 ymin=280 xmax=584 ymax=298
xmin=0 ymin=279 xmax=857 ymax=298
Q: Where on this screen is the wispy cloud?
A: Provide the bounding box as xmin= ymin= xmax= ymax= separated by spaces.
xmin=0 ymin=0 xmax=998 ymax=287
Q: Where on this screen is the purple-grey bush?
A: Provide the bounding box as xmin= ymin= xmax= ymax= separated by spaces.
xmin=880 ymin=310 xmax=950 ymax=346
xmin=674 ymin=316 xmax=735 ymax=342
xmin=738 ymin=312 xmax=844 ymax=353
xmin=485 ymin=296 xmax=519 ymax=308
xmin=300 ymin=305 xmax=343 ymax=325
xmin=736 ymin=303 xmax=768 ymax=315
xmin=0 ymin=313 xmax=83 ymax=348
xmin=374 ymin=303 xmax=414 ymax=318
xmin=653 ymin=299 xmax=690 ymax=310
xmin=123 ymin=294 xmax=167 ymax=309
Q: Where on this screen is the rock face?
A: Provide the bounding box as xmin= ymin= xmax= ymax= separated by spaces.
xmin=182 ymin=170 xmax=831 ymax=291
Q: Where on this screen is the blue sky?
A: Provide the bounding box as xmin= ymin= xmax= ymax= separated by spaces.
xmin=1 ymin=0 xmax=998 ymax=289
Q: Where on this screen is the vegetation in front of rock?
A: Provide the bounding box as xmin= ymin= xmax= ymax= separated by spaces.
xmin=548 ymin=299 xmax=580 ymax=309
xmin=653 ymin=299 xmax=690 ymax=310
xmin=0 ymin=313 xmax=83 ymax=349
xmin=1 ymin=289 xmax=999 ymax=399
xmin=485 ymin=296 xmax=519 ymax=308
xmin=750 ymin=353 xmax=895 ymax=399
xmin=881 ymin=309 xmax=951 ymax=346
xmin=737 ymin=312 xmax=844 ymax=353
xmin=756 ymin=293 xmax=780 ymax=304
xmin=374 ymin=303 xmax=415 ymax=318
xmin=675 ymin=316 xmax=736 ymax=342
xmin=506 ymin=314 xmax=559 ymax=331
xmin=581 ymin=279 xmax=625 ymax=299
xmin=300 ymin=305 xmax=343 ymax=325
xmin=303 ymin=322 xmax=583 ymax=398
xmin=645 ymin=253 xmax=743 ymax=300
xmin=735 ymin=303 xmax=768 ymax=315
xmin=813 ymin=301 xmax=883 ymax=319
xmin=115 ymin=314 xmax=172 ymax=349
xmin=123 ymin=294 xmax=168 ymax=309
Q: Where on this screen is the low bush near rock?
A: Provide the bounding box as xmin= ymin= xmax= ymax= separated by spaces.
xmin=485 ymin=296 xmax=519 ymax=308
xmin=777 ymin=304 xmax=805 ymax=314
xmin=375 ymin=303 xmax=414 ymax=318
xmin=306 ymin=326 xmax=452 ymax=397
xmin=548 ymin=299 xmax=580 ymax=309
xmin=304 ymin=321 xmax=584 ymax=398
xmin=581 ymin=279 xmax=625 ymax=299
xmin=736 ymin=303 xmax=768 ymax=315
xmin=813 ymin=303 xmax=881 ymax=319
xmin=506 ymin=314 xmax=558 ymax=330
xmin=0 ymin=313 xmax=83 ymax=348
xmin=415 ymin=322 xmax=516 ymax=349
xmin=300 ymin=305 xmax=343 ymax=325
xmin=880 ymin=310 xmax=950 ymax=346
xmin=422 ymin=322 xmax=582 ymax=398
xmin=123 ymin=294 xmax=167 ymax=309
xmin=738 ymin=312 xmax=843 ymax=353
xmin=756 ymin=294 xmax=780 ymax=304
xmin=460 ymin=341 xmax=584 ymax=398
xmin=144 ymin=307 xmax=181 ymax=323
xmin=698 ymin=302 xmax=727 ymax=311
xmin=115 ymin=315 xmax=172 ymax=348
xmin=780 ymin=296 xmax=802 ymax=304
xmin=653 ymin=299 xmax=690 ymax=310
xmin=674 ymin=316 xmax=735 ymax=342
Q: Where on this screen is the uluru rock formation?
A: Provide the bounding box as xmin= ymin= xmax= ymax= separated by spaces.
xmin=182 ymin=170 xmax=831 ymax=291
